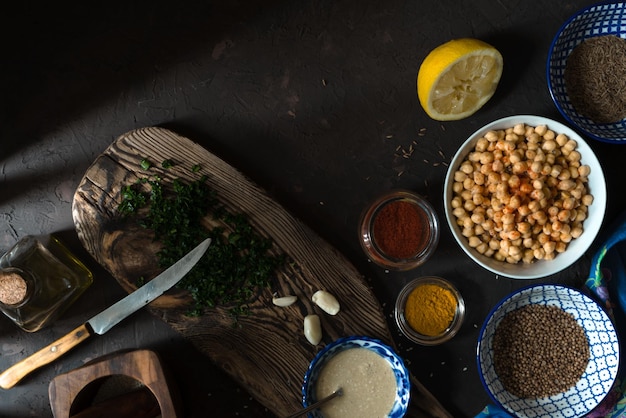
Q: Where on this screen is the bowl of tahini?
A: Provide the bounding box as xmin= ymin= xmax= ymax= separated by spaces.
xmin=301 ymin=336 xmax=410 ymax=418
xmin=547 ymin=2 xmax=626 ymax=143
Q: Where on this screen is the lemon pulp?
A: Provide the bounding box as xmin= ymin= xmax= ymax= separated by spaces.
xmin=417 ymin=38 xmax=503 ymax=121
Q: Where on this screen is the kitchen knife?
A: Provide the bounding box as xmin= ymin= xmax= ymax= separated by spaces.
xmin=0 ymin=237 xmax=211 ymax=390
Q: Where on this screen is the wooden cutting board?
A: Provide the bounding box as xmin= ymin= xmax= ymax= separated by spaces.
xmin=72 ymin=127 xmax=452 ymax=418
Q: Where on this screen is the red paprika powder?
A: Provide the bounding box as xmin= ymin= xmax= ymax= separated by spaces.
xmin=372 ymin=200 xmax=430 ymax=259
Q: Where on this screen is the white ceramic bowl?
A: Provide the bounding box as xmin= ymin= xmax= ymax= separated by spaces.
xmin=477 ymin=284 xmax=620 ymax=418
xmin=547 ymin=2 xmax=626 ymax=143
xmin=301 ymin=336 xmax=410 ymax=418
xmin=444 ymin=115 xmax=607 ymax=279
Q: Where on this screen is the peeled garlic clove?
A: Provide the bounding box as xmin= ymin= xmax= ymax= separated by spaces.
xmin=272 ymin=295 xmax=297 ymax=307
xmin=312 ymin=290 xmax=340 ymax=315
xmin=304 ymin=314 xmax=322 ymax=345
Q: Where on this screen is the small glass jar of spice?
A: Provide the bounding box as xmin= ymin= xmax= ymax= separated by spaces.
xmin=394 ymin=276 xmax=465 ymax=345
xmin=359 ymin=190 xmax=439 ymax=270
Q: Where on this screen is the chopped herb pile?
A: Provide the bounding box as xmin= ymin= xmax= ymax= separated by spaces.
xmin=118 ymin=167 xmax=285 ymax=318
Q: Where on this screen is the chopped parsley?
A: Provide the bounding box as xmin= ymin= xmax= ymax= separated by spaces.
xmin=118 ymin=172 xmax=285 ymax=319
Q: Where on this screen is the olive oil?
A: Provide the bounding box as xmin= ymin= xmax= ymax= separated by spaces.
xmin=0 ymin=235 xmax=93 ymax=332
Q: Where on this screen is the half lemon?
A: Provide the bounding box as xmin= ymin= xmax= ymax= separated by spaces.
xmin=417 ymin=38 xmax=503 ymax=121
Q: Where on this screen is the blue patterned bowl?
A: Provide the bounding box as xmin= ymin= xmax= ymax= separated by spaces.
xmin=477 ymin=284 xmax=620 ymax=418
xmin=302 ymin=336 xmax=410 ymax=418
xmin=547 ymin=2 xmax=626 ymax=143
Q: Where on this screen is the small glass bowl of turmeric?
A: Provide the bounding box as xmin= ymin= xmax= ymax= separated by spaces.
xmin=394 ymin=276 xmax=465 ymax=345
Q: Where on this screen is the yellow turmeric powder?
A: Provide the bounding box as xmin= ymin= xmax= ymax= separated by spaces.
xmin=404 ymin=283 xmax=457 ymax=336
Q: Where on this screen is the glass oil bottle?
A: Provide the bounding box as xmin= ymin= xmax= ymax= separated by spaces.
xmin=0 ymin=235 xmax=93 ymax=332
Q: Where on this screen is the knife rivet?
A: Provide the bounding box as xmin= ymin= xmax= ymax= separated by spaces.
xmin=50 ymin=346 xmax=57 ymax=353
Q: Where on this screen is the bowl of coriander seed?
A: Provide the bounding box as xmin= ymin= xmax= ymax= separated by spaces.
xmin=443 ymin=115 xmax=606 ymax=279
xmin=477 ymin=284 xmax=620 ymax=418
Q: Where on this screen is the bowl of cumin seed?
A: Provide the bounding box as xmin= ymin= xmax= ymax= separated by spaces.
xmin=477 ymin=284 xmax=620 ymax=418
xmin=547 ymin=2 xmax=626 ymax=143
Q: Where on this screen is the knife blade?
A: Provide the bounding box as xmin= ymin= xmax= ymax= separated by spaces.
xmin=0 ymin=237 xmax=211 ymax=390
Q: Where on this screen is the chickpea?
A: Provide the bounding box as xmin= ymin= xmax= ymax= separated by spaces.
xmin=461 ymin=161 xmax=474 ymax=174
xmin=507 ymin=230 xmax=521 ymax=241
xmin=550 ymin=165 xmax=563 ymax=178
xmin=534 ymin=125 xmax=548 ymax=136
xmin=521 ymin=250 xmax=533 ymax=263
xmin=508 ymin=175 xmax=521 ymax=189
xmin=563 ymin=139 xmax=577 ymax=152
xmin=476 ymin=242 xmax=488 ymax=254
xmin=473 ymin=193 xmax=485 ymax=206
xmin=519 ymin=182 xmax=533 ymax=195
xmin=558 ymin=179 xmax=576 ymax=191
xmin=533 ymin=248 xmax=546 ymax=260
xmin=571 ymin=225 xmax=583 ymax=238
xmin=542 ymin=139 xmax=557 ymax=152
xmin=452 ymin=207 xmax=467 ymax=219
xmin=528 ymin=200 xmax=541 ymax=213
xmin=484 ymin=130 xmax=499 ymax=142
xmin=544 ymin=251 xmax=556 ymax=260
xmin=537 ymin=232 xmax=550 ymax=245
xmin=502 ymin=213 xmax=515 ymax=225
xmin=578 ymin=165 xmax=591 ymax=177
xmin=471 ymin=212 xmax=486 ymax=225
xmin=450 ymin=124 xmax=592 ymax=266
xmin=463 ymin=200 xmax=476 ymax=212
xmin=508 ymin=245 xmax=522 ymax=259
xmin=468 ymin=236 xmax=481 ymax=248
xmin=475 ymin=137 xmax=489 ymax=152
xmin=556 ymin=133 xmax=568 ymax=146
xmin=492 ymin=159 xmax=504 ymax=172
xmin=513 ymin=123 xmax=526 ymax=135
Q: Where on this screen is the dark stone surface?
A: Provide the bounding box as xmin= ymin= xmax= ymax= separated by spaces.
xmin=0 ymin=0 xmax=622 ymax=417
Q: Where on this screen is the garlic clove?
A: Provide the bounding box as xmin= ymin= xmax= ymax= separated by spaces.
xmin=272 ymin=295 xmax=297 ymax=307
xmin=304 ymin=314 xmax=322 ymax=345
xmin=311 ymin=290 xmax=340 ymax=315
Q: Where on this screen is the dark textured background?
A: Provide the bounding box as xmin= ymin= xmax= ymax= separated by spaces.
xmin=0 ymin=1 xmax=621 ymax=417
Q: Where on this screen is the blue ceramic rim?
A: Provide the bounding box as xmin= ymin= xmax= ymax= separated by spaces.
xmin=546 ymin=1 xmax=626 ymax=143
xmin=475 ymin=284 xmax=620 ymax=417
xmin=301 ymin=335 xmax=411 ymax=417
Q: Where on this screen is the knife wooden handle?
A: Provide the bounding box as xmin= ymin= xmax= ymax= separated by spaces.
xmin=0 ymin=323 xmax=93 ymax=390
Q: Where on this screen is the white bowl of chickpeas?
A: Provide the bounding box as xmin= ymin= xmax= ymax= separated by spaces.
xmin=444 ymin=115 xmax=606 ymax=279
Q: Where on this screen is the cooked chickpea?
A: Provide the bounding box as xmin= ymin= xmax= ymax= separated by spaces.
xmin=450 ymin=124 xmax=592 ymax=265
xmin=578 ymin=165 xmax=591 ymax=177
xmin=534 ymin=125 xmax=548 ymax=136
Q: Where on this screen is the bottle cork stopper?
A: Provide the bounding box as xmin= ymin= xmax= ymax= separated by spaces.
xmin=0 ymin=270 xmax=28 ymax=305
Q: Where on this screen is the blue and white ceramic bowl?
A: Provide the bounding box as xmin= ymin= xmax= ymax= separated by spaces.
xmin=547 ymin=2 xmax=626 ymax=143
xmin=477 ymin=284 xmax=620 ymax=418
xmin=302 ymin=336 xmax=410 ymax=418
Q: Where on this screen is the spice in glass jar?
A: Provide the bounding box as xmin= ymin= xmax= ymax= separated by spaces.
xmin=372 ymin=200 xmax=430 ymax=259
xmin=404 ymin=282 xmax=457 ymax=336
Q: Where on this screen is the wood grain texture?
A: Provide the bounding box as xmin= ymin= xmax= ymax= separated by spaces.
xmin=71 ymin=127 xmax=452 ymax=418
xmin=0 ymin=324 xmax=93 ymax=390
xmin=49 ymin=349 xmax=178 ymax=418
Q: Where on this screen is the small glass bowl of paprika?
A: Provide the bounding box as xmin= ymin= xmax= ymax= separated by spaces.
xmin=359 ymin=190 xmax=439 ymax=271
xmin=394 ymin=276 xmax=465 ymax=346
